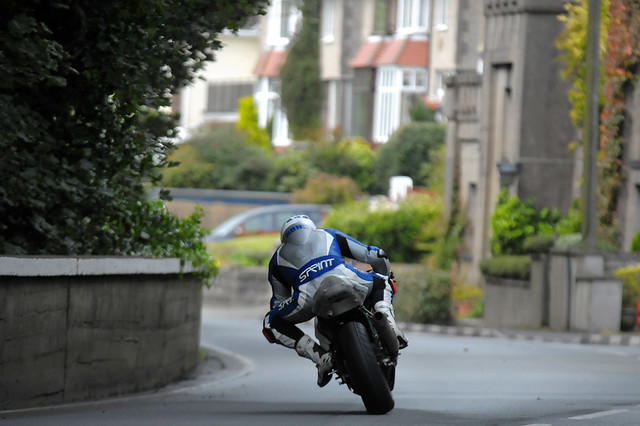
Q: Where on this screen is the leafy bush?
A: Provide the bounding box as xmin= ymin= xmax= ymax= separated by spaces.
xmin=555 ymin=233 xmax=583 ymax=250
xmin=410 ymin=101 xmax=436 ymax=123
xmin=0 ymin=0 xmax=266 ymax=281
xmin=323 ymin=192 xmax=444 ymax=263
xmin=614 ymin=264 xmax=640 ymax=308
xmin=490 ymin=189 xmax=561 ymax=256
xmin=479 ymin=255 xmax=532 ymax=280
xmin=268 ymin=150 xmax=317 ymax=192
xmin=631 ymin=231 xmax=640 ymax=252
xmin=236 ymin=96 xmax=271 ymax=152
xmin=108 ymin=200 xmax=219 ymax=283
xmin=451 ymin=283 xmax=484 ymax=301
xmin=372 ymin=122 xmax=446 ymax=194
xmin=292 ymin=173 xmax=361 ymax=205
xmin=307 ymin=137 xmax=376 ymax=192
xmin=556 ymin=198 xmax=582 ymax=235
xmin=162 ymin=124 xmax=273 ymax=190
xmin=160 ymin=144 xmax=215 ymax=188
xmin=392 ymin=264 xmax=452 ymax=324
xmin=523 ymin=234 xmax=556 ymax=254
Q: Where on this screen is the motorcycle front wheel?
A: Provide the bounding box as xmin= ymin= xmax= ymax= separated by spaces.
xmin=338 ymin=321 xmax=394 ymax=414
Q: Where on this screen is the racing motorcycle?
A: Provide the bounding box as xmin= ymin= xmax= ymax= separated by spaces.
xmin=311 ymin=273 xmax=402 ymax=415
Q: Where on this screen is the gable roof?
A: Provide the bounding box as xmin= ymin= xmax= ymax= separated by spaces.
xmin=254 ymin=49 xmax=288 ymax=77
xmin=350 ymin=38 xmax=429 ymax=68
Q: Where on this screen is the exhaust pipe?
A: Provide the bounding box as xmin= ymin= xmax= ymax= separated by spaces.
xmin=372 ymin=311 xmax=399 ymax=357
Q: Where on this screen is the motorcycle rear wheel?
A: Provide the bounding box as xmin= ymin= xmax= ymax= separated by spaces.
xmin=338 ymin=321 xmax=394 ymax=414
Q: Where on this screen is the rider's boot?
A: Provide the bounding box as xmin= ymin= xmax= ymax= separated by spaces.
xmin=295 ymin=334 xmax=334 ymax=387
xmin=374 ymin=301 xmax=409 ymax=349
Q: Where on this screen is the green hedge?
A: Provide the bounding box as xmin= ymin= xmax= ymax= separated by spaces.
xmin=479 ymin=255 xmax=531 ymax=280
xmin=392 ymin=264 xmax=452 ymax=325
xmin=523 ymin=234 xmax=555 ymax=254
xmin=323 ymin=193 xmax=444 ymax=263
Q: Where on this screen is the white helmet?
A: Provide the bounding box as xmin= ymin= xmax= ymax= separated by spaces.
xmin=280 ymin=215 xmax=316 ymax=244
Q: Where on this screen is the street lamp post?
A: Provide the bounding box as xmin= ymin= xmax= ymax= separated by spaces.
xmin=583 ymin=0 xmax=600 ymax=250
xmin=496 ymin=156 xmax=521 ymax=188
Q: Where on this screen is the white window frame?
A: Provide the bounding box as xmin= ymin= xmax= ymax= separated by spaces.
xmin=396 ymin=0 xmax=431 ymax=35
xmin=435 ymin=0 xmax=448 ymax=31
xmin=254 ymin=77 xmax=290 ymax=147
xmin=321 ymin=0 xmax=335 ymax=43
xmin=373 ymin=67 xmax=402 ymax=143
xmin=326 ymin=80 xmax=337 ymax=130
xmin=373 ymin=67 xmax=428 ymax=143
xmin=402 ymin=68 xmax=428 ymax=92
xmin=267 ymin=0 xmax=301 ymax=47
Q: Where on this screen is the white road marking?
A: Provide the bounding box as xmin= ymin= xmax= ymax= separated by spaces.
xmin=569 ymin=408 xmax=628 ymax=420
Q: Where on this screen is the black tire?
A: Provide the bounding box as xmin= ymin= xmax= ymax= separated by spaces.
xmin=338 ymin=321 xmax=394 ymax=414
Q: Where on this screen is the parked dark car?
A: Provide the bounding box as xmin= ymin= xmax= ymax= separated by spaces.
xmin=205 ymin=204 xmax=331 ymax=242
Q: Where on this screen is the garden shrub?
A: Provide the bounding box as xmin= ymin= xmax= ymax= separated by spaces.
xmin=392 ymin=264 xmax=452 ymax=325
xmin=292 ymin=173 xmax=361 ymax=205
xmin=306 ymin=137 xmax=376 ymax=192
xmin=479 ymin=255 xmax=531 ymax=280
xmin=162 ymin=124 xmax=273 ymax=190
xmin=614 ymin=264 xmax=640 ymax=309
xmin=523 ymin=234 xmax=556 ymax=254
xmin=236 ymin=96 xmax=271 ymax=152
xmin=490 ymin=189 xmax=561 ymax=256
xmin=268 ymin=150 xmax=317 ymax=192
xmin=555 ymin=233 xmax=583 ymax=250
xmin=410 ymin=101 xmax=436 ymax=123
xmin=631 ymin=231 xmax=640 ymax=252
xmin=372 ymin=122 xmax=446 ymax=194
xmin=323 ymin=192 xmax=444 ymax=263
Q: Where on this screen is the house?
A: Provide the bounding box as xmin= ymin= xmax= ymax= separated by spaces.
xmin=174 ymin=0 xmax=597 ymax=285
xmin=175 ymin=15 xmax=262 ymax=139
xmin=176 ymin=0 xmax=467 ymax=146
xmin=445 ymin=0 xmax=579 ymax=283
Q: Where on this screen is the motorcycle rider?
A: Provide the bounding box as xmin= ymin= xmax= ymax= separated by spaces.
xmin=262 ymin=215 xmax=408 ymax=387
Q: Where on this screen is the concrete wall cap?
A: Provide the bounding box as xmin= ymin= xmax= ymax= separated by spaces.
xmin=0 ymin=256 xmax=194 ymax=277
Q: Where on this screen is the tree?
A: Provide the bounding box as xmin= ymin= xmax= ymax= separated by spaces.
xmin=307 ymin=137 xmax=377 ymax=192
xmin=372 ymin=122 xmax=446 ymax=194
xmin=0 ymin=1 xmax=268 ymax=261
xmin=279 ymin=0 xmax=322 ymax=140
xmin=236 ymin=96 xmax=271 ymax=152
xmin=164 ymin=124 xmax=274 ymax=191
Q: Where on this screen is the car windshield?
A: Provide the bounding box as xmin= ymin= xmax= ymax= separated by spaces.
xmin=208 ymin=213 xmax=252 ymax=239
xmin=206 ymin=204 xmax=329 ymax=242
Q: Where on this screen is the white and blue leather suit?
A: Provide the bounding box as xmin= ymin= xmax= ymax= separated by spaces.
xmin=262 ymin=216 xmax=396 ymax=350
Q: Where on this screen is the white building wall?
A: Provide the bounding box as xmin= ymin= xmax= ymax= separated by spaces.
xmin=178 ymin=31 xmax=260 ymax=132
xmin=428 ymin=0 xmax=458 ymax=102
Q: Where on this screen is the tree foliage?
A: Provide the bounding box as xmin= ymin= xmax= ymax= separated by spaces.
xmin=490 ymin=190 xmax=561 ymax=256
xmin=372 ymin=122 xmax=446 ymax=194
xmin=597 ymin=0 xmax=640 ymax=246
xmin=236 ymin=96 xmax=271 ymax=152
xmin=0 ymin=0 xmax=267 ymax=268
xmin=555 ymin=0 xmax=610 ymax=127
xmin=279 ymin=0 xmax=322 ymax=140
xmin=323 ymin=193 xmax=444 ymax=263
xmin=163 ymin=124 xmax=272 ymax=190
xmin=292 ymin=173 xmax=361 ymax=205
xmin=308 ymin=137 xmax=377 ymax=192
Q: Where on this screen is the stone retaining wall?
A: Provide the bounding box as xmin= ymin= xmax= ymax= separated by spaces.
xmin=0 ymin=256 xmax=202 ymax=410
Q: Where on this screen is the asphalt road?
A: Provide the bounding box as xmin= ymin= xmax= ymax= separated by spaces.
xmin=2 ymin=306 xmax=640 ymax=425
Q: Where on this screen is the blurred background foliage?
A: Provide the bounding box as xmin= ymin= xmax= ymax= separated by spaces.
xmin=161 ymin=107 xmax=444 ymax=198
